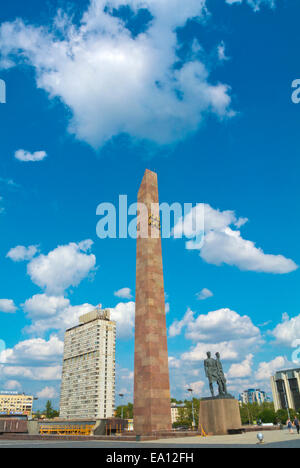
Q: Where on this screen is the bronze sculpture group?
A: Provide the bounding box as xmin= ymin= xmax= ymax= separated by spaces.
xmin=204 ymin=352 xmax=229 ymax=398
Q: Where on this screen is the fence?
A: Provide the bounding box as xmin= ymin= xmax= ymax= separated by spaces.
xmin=39 ymin=424 xmax=94 ymax=436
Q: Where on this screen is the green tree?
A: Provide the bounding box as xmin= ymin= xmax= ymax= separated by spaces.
xmin=115 ymin=402 xmax=133 ymax=419
xmin=239 ymin=403 xmax=260 ymax=425
xmin=174 ymin=399 xmax=200 ymax=429
xmin=33 ymin=410 xmax=42 ymax=420
xmin=276 ymin=408 xmax=298 ymax=424
xmin=45 ymin=401 xmax=59 ymax=419
xmin=239 ymin=402 xmax=276 ymax=425
xmin=259 ymin=408 xmax=276 ymax=424
xmin=171 ymin=398 xmax=183 ymax=404
xmin=240 ymin=404 xmax=251 ymax=425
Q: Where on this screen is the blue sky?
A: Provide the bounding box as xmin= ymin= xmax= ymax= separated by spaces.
xmin=0 ymin=0 xmax=300 ymax=410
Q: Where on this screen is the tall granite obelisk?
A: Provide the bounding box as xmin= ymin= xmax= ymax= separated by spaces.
xmin=134 ymin=169 xmax=172 ymax=434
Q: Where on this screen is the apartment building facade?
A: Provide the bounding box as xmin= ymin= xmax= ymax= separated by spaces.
xmin=239 ymin=388 xmax=270 ymax=406
xmin=0 ymin=392 xmax=33 ymax=416
xmin=60 ymin=308 xmax=116 ymax=419
xmin=271 ymin=368 xmax=300 ymax=412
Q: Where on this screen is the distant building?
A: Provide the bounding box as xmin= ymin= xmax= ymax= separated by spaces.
xmin=271 ymin=368 xmax=300 ymax=412
xmin=239 ymin=389 xmax=270 ymax=406
xmin=0 ymin=392 xmax=33 ymax=416
xmin=171 ymin=403 xmax=187 ymax=424
xmin=59 ymin=307 xmax=116 ymax=419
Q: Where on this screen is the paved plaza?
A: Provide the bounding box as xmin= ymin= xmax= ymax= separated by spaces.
xmin=0 ymin=430 xmax=299 ymax=448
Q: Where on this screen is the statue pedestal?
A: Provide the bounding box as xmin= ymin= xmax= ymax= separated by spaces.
xmin=199 ymin=397 xmax=242 ymax=436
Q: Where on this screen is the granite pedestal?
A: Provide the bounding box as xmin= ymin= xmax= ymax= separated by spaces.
xmin=199 ymin=397 xmax=242 ymax=436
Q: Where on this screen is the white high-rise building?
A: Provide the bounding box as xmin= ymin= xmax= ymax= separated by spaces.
xmin=59 ymin=307 xmax=116 ymax=420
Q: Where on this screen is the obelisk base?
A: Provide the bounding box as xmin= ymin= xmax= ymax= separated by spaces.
xmin=199 ymin=397 xmax=242 ymax=436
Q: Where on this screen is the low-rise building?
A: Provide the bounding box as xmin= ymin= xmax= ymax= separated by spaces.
xmin=0 ymin=392 xmax=33 ymax=416
xmin=171 ymin=403 xmax=187 ymax=424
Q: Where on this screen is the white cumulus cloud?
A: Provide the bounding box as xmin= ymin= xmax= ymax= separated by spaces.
xmin=227 ymin=354 xmax=254 ymax=378
xmin=114 ymin=288 xmax=133 ymax=300
xmin=27 ymin=240 xmax=96 ymax=295
xmin=23 ymin=293 xmax=135 ymax=339
xmin=182 ymin=338 xmax=260 ymax=363
xmin=0 ymin=0 xmax=233 ymax=149
xmin=225 ymin=0 xmax=276 ymax=11
xmin=185 ymin=308 xmax=260 ymax=343
xmin=174 ymin=204 xmax=297 ymax=274
xmin=169 ymin=308 xmax=194 ymax=338
xmin=7 ymin=245 xmax=39 ymax=262
xmin=110 ymin=302 xmax=135 ymax=338
xmin=23 ymin=294 xmax=95 ymax=335
xmin=174 ymin=308 xmax=263 ymax=365
xmin=271 ymin=314 xmax=300 ymax=347
xmin=168 ymin=356 xmax=181 ymax=369
xmin=0 ymin=365 xmax=62 ymax=381
xmin=196 ymin=288 xmax=213 ymax=300
xmin=0 ymin=335 xmax=64 ymax=365
xmin=0 ymin=335 xmax=63 ymax=383
xmin=0 ymin=299 xmax=17 ymax=314
xmin=3 ymin=380 xmax=22 ymax=390
xmin=185 ymin=380 xmax=205 ymax=396
xmin=14 ymin=150 xmax=47 ymax=162
xmin=255 ymin=356 xmax=288 ymax=381
xmin=37 ymin=386 xmax=57 ymax=399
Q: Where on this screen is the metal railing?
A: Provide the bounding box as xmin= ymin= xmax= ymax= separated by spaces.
xmin=39 ymin=424 xmax=94 ymax=436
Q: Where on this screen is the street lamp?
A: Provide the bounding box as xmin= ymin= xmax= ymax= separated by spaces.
xmin=30 ymin=397 xmax=38 ymax=420
xmin=119 ymin=393 xmax=124 ymax=419
xmin=187 ymin=388 xmax=196 ymax=430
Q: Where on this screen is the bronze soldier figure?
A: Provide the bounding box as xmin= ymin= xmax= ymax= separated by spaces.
xmin=204 ymin=352 xmax=219 ymax=397
xmin=215 ymin=352 xmax=228 ymax=396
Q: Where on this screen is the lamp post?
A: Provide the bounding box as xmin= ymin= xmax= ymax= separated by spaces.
xmin=30 ymin=397 xmax=38 ymax=420
xmin=119 ymin=393 xmax=124 ymax=419
xmin=187 ymin=388 xmax=195 ymax=430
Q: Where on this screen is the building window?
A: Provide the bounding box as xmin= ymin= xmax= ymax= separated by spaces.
xmin=276 ymin=380 xmax=287 ymax=410
xmin=289 ymin=378 xmax=300 ymax=410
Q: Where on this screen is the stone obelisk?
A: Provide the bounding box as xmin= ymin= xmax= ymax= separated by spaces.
xmin=134 ymin=169 xmax=172 ymax=434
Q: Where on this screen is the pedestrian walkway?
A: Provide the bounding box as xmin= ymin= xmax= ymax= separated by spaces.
xmin=145 ymin=429 xmax=300 ymax=446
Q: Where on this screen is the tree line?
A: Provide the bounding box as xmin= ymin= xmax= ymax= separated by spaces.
xmin=116 ymin=399 xmax=300 ymax=428
xmin=33 ymin=400 xmax=59 ymax=419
